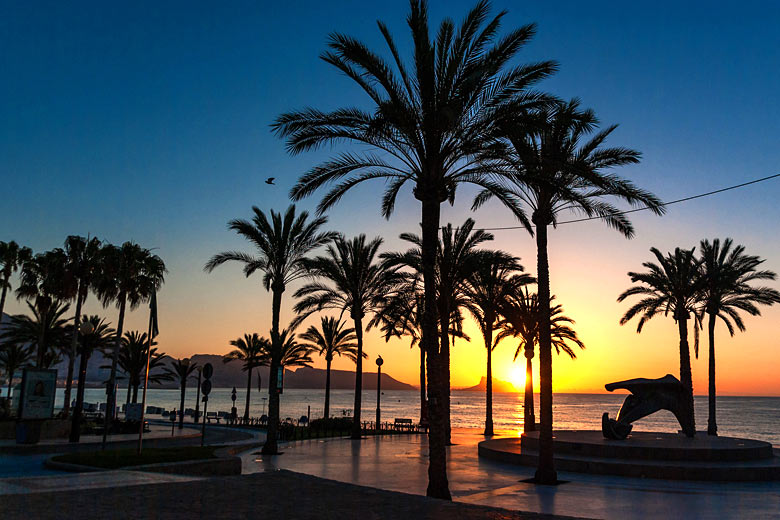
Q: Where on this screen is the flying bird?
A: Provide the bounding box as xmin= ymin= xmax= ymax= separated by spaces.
xmin=265 ymin=177 xmax=276 ymax=185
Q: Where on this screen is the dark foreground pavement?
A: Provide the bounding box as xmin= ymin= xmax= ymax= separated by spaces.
xmin=2 ymin=470 xmax=581 ymax=520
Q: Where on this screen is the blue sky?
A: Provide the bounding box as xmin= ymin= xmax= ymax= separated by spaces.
xmin=2 ymin=1 xmax=779 ymax=392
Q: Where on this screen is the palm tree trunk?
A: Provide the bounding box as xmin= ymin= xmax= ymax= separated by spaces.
xmin=439 ymin=317 xmax=452 ymax=445
xmin=63 ymin=289 xmax=85 ymax=417
xmin=324 ymin=358 xmax=331 ymax=419
xmin=132 ymin=382 xmax=139 ymax=403
xmin=178 ymin=378 xmax=186 ymax=430
xmin=351 ymin=313 xmax=364 ymax=439
xmin=677 ymin=316 xmax=696 ymax=437
xmin=524 ymin=351 xmax=535 ymax=433
xmin=535 ymin=222 xmax=557 ymax=484
xmin=244 ymin=366 xmax=252 ymax=421
xmin=262 ymin=286 xmax=284 ymax=455
xmin=7 ymin=373 xmax=14 ymax=401
xmin=484 ymin=329 xmax=494 ymax=436
xmin=707 ymin=313 xmax=717 ymax=436
xmin=421 ymin=196 xmax=450 ymax=500
xmin=126 ymin=382 xmax=131 ymax=406
xmin=419 ymin=346 xmax=427 ymax=423
xmin=69 ymin=352 xmax=90 ymax=442
xmin=103 ymin=295 xmax=126 ymax=448
xmin=0 ymin=272 xmax=9 ymax=326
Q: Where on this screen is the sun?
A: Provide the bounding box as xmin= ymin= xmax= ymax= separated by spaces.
xmin=508 ymin=366 xmax=525 ymax=391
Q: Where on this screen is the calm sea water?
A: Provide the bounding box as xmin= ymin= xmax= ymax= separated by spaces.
xmin=43 ymin=387 xmax=780 ymax=446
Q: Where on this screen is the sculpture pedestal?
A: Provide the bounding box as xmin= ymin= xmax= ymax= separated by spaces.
xmin=478 ymin=430 xmax=780 ymax=481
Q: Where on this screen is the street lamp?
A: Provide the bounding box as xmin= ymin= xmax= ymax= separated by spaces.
xmin=376 ymin=355 xmax=383 ymax=431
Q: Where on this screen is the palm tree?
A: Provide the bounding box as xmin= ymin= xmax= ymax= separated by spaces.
xmin=463 ymin=251 xmax=530 ymax=436
xmin=383 ymin=219 xmax=490 ymax=443
xmin=96 ymin=242 xmax=166 ymax=441
xmin=0 ymin=241 xmax=33 ymax=323
xmin=273 ymin=0 xmax=556 ymax=499
xmin=223 ymin=333 xmax=268 ymax=422
xmin=117 ymin=331 xmax=167 ymax=404
xmin=299 ymin=316 xmax=360 ymax=419
xmin=295 ymin=234 xmax=399 ymax=438
xmin=205 ymin=205 xmax=334 ymax=454
xmin=474 ymin=100 xmax=663 ymax=483
xmin=696 ymin=238 xmax=780 ymax=436
xmin=2 ymin=301 xmax=70 ymax=369
xmin=164 ymin=358 xmax=198 ymax=430
xmin=0 ymin=343 xmax=32 ymax=398
xmin=496 ymin=290 xmax=585 ymax=433
xmin=70 ymin=315 xmax=115 ymax=442
xmin=618 ymin=247 xmax=701 ymax=437
xmin=61 ymin=235 xmax=103 ymax=416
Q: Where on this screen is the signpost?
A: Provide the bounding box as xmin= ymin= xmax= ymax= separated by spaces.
xmin=276 ymin=366 xmax=284 ymax=394
xmin=200 ymin=363 xmax=213 ymax=447
xmin=170 ymin=409 xmax=176 ymax=436
xmin=16 ymin=369 xmax=57 ymax=445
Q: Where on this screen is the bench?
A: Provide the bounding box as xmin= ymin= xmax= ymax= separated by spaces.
xmin=394 ymin=418 xmax=414 ymax=432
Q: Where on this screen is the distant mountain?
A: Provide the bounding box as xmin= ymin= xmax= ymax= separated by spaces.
xmin=459 ymin=376 xmax=517 ymax=393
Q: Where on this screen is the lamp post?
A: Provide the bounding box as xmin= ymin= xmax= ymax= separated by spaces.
xmin=178 ymin=358 xmax=190 ymax=430
xmin=194 ymin=367 xmax=202 ymax=424
xmin=375 ymin=355 xmax=383 ymax=431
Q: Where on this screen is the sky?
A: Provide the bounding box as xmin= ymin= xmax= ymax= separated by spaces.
xmin=2 ymin=1 xmax=779 ymax=395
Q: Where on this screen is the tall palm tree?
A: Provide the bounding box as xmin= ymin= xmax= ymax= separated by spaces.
xmin=0 ymin=343 xmax=32 ymax=398
xmin=696 ymin=238 xmax=780 ymax=436
xmin=463 ymin=251 xmax=530 ymax=435
xmin=496 ymin=290 xmax=585 ymax=432
xmin=117 ymin=331 xmax=167 ymax=404
xmin=205 ymin=205 xmax=334 ymax=454
xmin=2 ymin=301 xmax=70 ymax=369
xmin=295 ymin=234 xmax=400 ymax=438
xmin=70 ymin=315 xmax=115 ymax=442
xmin=61 ymin=235 xmax=103 ymax=416
xmin=299 ymin=316 xmax=360 ymax=419
xmin=96 ymin=242 xmax=166 ymax=441
xmin=273 ymin=0 xmax=556 ymax=499
xmin=618 ymin=247 xmax=701 ymax=437
xmin=223 ymin=333 xmax=268 ymax=422
xmin=383 ymin=219 xmax=490 ymax=443
xmin=474 ymin=100 xmax=663 ymax=483
xmin=0 ymin=241 xmax=33 ymax=322
xmin=164 ymin=358 xmax=198 ymax=430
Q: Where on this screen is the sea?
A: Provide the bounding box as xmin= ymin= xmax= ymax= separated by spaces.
xmin=37 ymin=387 xmax=780 ymax=446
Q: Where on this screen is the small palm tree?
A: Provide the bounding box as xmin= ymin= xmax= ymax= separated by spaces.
xmin=96 ymin=242 xmax=166 ymax=439
xmin=463 ymin=251 xmax=530 ymax=436
xmin=2 ymin=301 xmax=70 ymax=369
xmin=205 ymin=204 xmax=334 ymax=454
xmin=618 ymin=247 xmax=702 ymax=437
xmin=223 ymin=333 xmax=268 ymax=422
xmin=61 ymin=235 xmax=103 ymax=416
xmin=295 ymin=234 xmax=399 ymax=438
xmin=259 ymin=326 xmax=314 ymax=424
xmin=273 ymin=0 xmax=557 ymax=499
xmin=0 ymin=241 xmax=33 ymax=322
xmin=116 ymin=331 xmax=167 ymax=404
xmin=164 ymin=358 xmax=198 ymax=430
xmin=299 ymin=317 xmax=361 ymax=419
xmin=475 ymin=100 xmax=663 ymax=483
xmin=70 ymin=315 xmax=114 ymax=442
xmin=496 ymin=290 xmax=585 ymax=433
xmin=0 ymin=343 xmax=33 ymax=398
xmin=697 ymin=238 xmax=780 ymax=435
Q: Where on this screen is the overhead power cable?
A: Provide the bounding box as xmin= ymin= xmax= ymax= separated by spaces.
xmin=474 ymin=172 xmax=780 ymax=231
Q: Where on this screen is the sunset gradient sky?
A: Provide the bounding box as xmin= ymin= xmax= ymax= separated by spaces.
xmin=2 ymin=1 xmax=779 ymax=394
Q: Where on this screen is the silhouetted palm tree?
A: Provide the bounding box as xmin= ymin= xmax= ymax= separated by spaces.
xmin=70 ymin=315 xmax=115 ymax=442
xmin=496 ymin=291 xmax=585 ymax=432
xmin=383 ymin=218 xmax=490 ymax=444
xmin=273 ymin=0 xmax=556 ymax=499
xmin=2 ymin=301 xmax=70 ymax=369
xmin=696 ymin=238 xmax=780 ymax=435
xmin=164 ymin=358 xmax=198 ymax=430
xmin=0 ymin=241 xmax=33 ymax=323
xmin=205 ymin=204 xmax=334 ymax=454
xmin=258 ymin=326 xmax=314 ymax=423
xmin=475 ymin=100 xmax=663 ymax=483
xmin=61 ymin=235 xmax=103 ymax=416
xmin=618 ymin=247 xmax=701 ymax=437
xmin=0 ymin=343 xmax=32 ymax=397
xmin=299 ymin=317 xmax=360 ymax=419
xmin=463 ymin=251 xmax=531 ymax=435
xmin=295 ymin=235 xmax=399 ymax=438
xmin=223 ymin=333 xmax=268 ymax=422
xmin=96 ymin=242 xmax=166 ymax=439
xmin=117 ymin=331 xmax=167 ymax=404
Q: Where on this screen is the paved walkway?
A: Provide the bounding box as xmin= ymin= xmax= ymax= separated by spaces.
xmin=242 ymin=429 xmax=780 ymax=520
